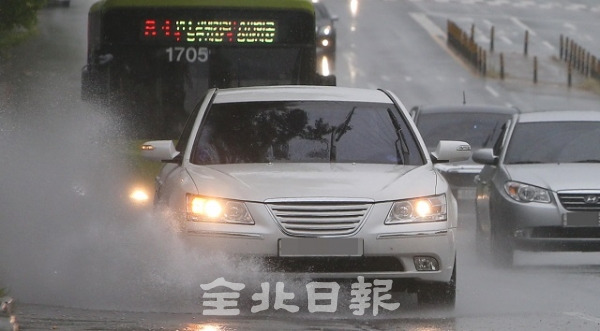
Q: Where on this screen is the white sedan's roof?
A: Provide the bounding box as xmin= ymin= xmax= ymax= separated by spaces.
xmin=415 ymin=104 xmax=519 ymax=115
xmin=517 ymin=110 xmax=600 ymax=123
xmin=212 ymin=85 xmax=395 ymax=104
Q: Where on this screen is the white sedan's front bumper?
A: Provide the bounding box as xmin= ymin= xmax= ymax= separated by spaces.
xmin=178 ymin=202 xmax=456 ymax=284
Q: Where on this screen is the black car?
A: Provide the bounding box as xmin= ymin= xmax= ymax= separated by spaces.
xmin=314 ymin=0 xmax=338 ymax=58
xmin=411 ymin=104 xmax=520 ymax=214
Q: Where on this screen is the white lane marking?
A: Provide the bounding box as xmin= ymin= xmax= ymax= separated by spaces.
xmin=564 ymin=312 xmax=600 ymax=324
xmin=410 ymin=12 xmax=446 ymax=39
xmin=488 ymin=0 xmax=511 ymax=6
xmin=565 ymin=4 xmax=586 ymax=11
xmin=500 ymin=35 xmax=513 ymax=45
xmin=512 ymin=1 xmax=536 ymax=8
xmin=474 ymin=25 xmax=490 ymax=43
xmin=542 ymin=41 xmax=555 ymax=51
xmin=485 ymin=85 xmax=499 ymax=98
xmin=539 ymin=3 xmax=559 ymax=10
xmin=563 ymin=22 xmax=576 ymax=31
xmin=410 ymin=12 xmax=483 ymax=75
xmin=510 ymin=17 xmax=537 ymax=37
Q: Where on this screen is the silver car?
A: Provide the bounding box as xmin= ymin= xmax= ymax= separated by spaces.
xmin=473 ymin=110 xmax=600 ymax=266
xmin=142 ymin=85 xmax=471 ymax=307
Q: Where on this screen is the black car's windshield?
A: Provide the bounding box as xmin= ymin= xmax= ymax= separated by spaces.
xmin=504 ymin=121 xmax=600 ymax=164
xmin=417 ymin=112 xmax=511 ymax=150
xmin=314 ymin=2 xmax=331 ymax=21
xmin=191 ymin=101 xmax=424 ymax=165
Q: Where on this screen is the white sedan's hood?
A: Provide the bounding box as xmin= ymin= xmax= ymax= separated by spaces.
xmin=187 ymin=163 xmax=439 ymax=202
xmin=505 ymin=164 xmax=600 ymax=191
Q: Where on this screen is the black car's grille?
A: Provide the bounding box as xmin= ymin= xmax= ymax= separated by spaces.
xmin=558 ymin=192 xmax=600 ymax=211
xmin=267 ymin=199 xmax=372 ymax=237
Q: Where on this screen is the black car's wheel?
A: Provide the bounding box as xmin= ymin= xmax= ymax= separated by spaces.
xmin=416 ymin=262 xmax=456 ymax=309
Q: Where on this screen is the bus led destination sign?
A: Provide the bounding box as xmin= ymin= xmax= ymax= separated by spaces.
xmin=143 ymin=19 xmax=277 ymax=44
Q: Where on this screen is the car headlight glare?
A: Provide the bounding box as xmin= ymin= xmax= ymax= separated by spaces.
xmin=504 ymin=182 xmax=551 ymax=203
xmin=319 ymin=25 xmax=332 ymax=36
xmin=385 ymin=195 xmax=447 ymax=224
xmin=204 ymin=200 xmax=223 ymax=218
xmin=129 ymin=188 xmax=150 ymax=204
xmin=187 ymin=195 xmax=254 ymax=224
xmin=415 ymin=200 xmax=432 ymax=217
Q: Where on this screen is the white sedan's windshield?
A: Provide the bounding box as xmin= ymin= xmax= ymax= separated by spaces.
xmin=191 ymin=101 xmax=424 ymax=165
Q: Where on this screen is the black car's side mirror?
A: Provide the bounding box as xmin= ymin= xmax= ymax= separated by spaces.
xmin=472 ymin=148 xmax=498 ymax=165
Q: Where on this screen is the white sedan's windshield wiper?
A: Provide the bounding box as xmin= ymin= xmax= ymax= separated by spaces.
xmin=330 ymin=107 xmax=356 ymax=161
xmin=387 ymin=108 xmax=409 ymax=164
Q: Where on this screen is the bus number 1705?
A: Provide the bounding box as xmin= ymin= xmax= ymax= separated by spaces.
xmin=166 ymin=47 xmax=209 ymax=63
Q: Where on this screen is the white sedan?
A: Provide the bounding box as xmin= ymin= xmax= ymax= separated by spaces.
xmin=142 ymin=85 xmax=471 ymax=308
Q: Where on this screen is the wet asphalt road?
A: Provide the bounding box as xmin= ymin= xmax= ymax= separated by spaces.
xmin=2 ymin=0 xmax=600 ymax=330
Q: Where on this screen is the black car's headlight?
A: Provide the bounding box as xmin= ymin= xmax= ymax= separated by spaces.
xmin=504 ymin=181 xmax=551 ymax=203
xmin=385 ymin=194 xmax=447 ymax=224
xmin=186 ymin=194 xmax=254 ymax=224
xmin=318 ymin=25 xmax=332 ymax=36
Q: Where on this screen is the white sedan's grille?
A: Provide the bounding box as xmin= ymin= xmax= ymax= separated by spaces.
xmin=267 ymin=199 xmax=372 ymax=237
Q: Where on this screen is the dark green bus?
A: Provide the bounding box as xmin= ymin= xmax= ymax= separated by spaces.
xmin=81 ymin=0 xmax=335 ymax=138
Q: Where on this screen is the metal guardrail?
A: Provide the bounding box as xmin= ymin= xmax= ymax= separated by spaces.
xmin=560 ymin=35 xmax=600 ymax=82
xmin=447 ymin=20 xmax=600 ymax=87
xmin=447 ymin=20 xmax=486 ymax=75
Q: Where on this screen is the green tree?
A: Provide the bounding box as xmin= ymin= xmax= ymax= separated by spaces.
xmin=0 ymin=0 xmax=47 ymax=49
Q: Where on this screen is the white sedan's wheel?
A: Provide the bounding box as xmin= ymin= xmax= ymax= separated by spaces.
xmin=416 ymin=263 xmax=456 ymax=309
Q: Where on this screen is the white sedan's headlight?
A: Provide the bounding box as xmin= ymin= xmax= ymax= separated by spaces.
xmin=504 ymin=181 xmax=551 ymax=203
xmin=186 ymin=194 xmax=254 ymax=224
xmin=385 ymin=194 xmax=447 ymax=224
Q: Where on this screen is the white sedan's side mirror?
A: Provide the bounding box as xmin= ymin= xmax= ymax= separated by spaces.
xmin=141 ymin=140 xmax=180 ymax=162
xmin=431 ymin=140 xmax=472 ymax=163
